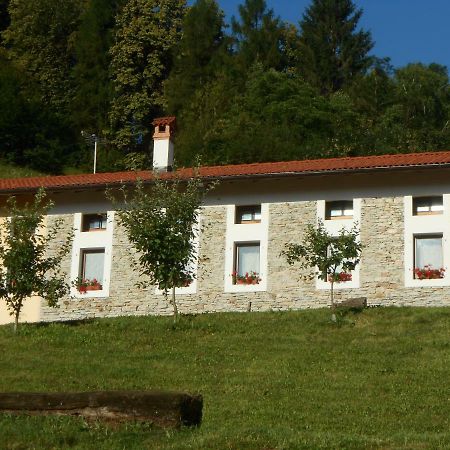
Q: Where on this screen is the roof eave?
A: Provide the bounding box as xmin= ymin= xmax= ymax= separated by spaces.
xmin=0 ymin=162 xmax=449 ymax=195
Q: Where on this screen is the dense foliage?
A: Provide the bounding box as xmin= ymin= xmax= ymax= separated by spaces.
xmin=0 ymin=0 xmax=449 ymax=173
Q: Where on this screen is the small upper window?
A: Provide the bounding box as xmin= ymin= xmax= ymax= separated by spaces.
xmin=82 ymin=213 xmax=107 ymax=232
xmin=235 ymin=205 xmax=261 ymax=224
xmin=325 ymin=201 xmax=353 ymax=220
xmin=413 ymin=196 xmax=443 ymax=215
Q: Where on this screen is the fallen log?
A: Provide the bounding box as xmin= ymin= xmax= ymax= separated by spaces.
xmin=337 ymin=297 xmax=367 ymax=310
xmin=0 ymin=390 xmax=202 ymax=428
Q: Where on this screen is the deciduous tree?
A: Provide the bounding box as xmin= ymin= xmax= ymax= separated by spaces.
xmin=112 ymin=172 xmax=214 ymax=322
xmin=0 ymin=189 xmax=73 ymax=332
xmin=283 ymin=220 xmax=362 ymax=321
xmin=109 ymin=0 xmax=186 ymax=152
xmin=3 ymin=0 xmax=83 ymax=113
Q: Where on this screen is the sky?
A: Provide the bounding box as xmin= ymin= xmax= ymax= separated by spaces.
xmin=200 ymin=0 xmax=450 ymax=70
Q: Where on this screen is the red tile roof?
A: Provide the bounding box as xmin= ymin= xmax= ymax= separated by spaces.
xmin=1 ymin=151 xmax=450 ymax=194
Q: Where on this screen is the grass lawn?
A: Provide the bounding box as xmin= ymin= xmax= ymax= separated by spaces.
xmin=0 ymin=307 xmax=449 ymax=449
xmin=0 ymin=160 xmax=46 ymax=179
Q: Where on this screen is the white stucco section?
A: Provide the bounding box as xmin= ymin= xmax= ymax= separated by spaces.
xmin=224 ymin=203 xmax=269 ymax=293
xmin=404 ymin=194 xmax=450 ymax=287
xmin=316 ymin=199 xmax=361 ymax=290
xmin=70 ymin=211 xmax=115 ymax=299
xmin=153 ymin=139 xmax=174 ymax=171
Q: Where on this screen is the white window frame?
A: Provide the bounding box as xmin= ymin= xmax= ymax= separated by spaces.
xmin=412 ymin=196 xmax=444 ymax=216
xmin=316 ymin=199 xmax=361 ymax=290
xmin=404 ymin=195 xmax=450 ymax=287
xmin=325 ymin=200 xmax=354 ymax=220
xmin=70 ymin=211 xmax=114 ymax=298
xmin=235 ymin=205 xmax=262 ymax=224
xmin=154 ymin=216 xmax=201 ymax=296
xmin=224 ymin=204 xmax=269 ymax=293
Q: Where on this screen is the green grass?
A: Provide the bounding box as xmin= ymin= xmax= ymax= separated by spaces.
xmin=0 ymin=160 xmax=46 ymax=178
xmin=1 ymin=308 xmax=450 ymax=449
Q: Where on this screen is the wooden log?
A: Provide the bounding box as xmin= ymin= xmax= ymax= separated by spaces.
xmin=0 ymin=390 xmax=202 ymax=427
xmin=337 ymin=297 xmax=367 ymax=310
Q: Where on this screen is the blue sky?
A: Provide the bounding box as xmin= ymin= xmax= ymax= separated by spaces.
xmin=195 ymin=0 xmax=450 ymax=70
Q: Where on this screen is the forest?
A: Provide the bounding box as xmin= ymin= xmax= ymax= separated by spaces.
xmin=0 ymin=0 xmax=449 ymax=174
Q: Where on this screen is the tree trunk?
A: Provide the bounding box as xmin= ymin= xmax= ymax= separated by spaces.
xmin=330 ymin=278 xmax=337 ymax=323
xmin=171 ymin=286 xmax=178 ymax=323
xmin=14 ymin=309 xmax=19 ymax=333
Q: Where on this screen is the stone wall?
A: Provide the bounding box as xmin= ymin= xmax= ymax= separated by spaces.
xmin=39 ymin=197 xmax=450 ymax=323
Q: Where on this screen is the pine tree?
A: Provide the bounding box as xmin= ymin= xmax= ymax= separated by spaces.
xmin=109 ymin=0 xmax=186 ymax=152
xmin=0 ymin=0 xmax=10 ymax=43
xmin=71 ymin=0 xmax=124 ymax=134
xmin=231 ymin=0 xmax=286 ymax=71
xmin=165 ymin=0 xmax=229 ymax=116
xmin=297 ymin=0 xmax=373 ymax=94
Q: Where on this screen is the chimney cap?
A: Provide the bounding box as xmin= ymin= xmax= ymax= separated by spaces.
xmin=152 ymin=116 xmax=176 ymax=129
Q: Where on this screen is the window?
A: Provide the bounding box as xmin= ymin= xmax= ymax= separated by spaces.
xmin=413 ymin=196 xmax=443 ymax=215
xmin=80 ymin=249 xmax=105 ymax=286
xmin=325 ymin=200 xmax=353 ymax=220
xmin=414 ymin=235 xmax=443 ymax=278
xmin=234 ymin=243 xmax=260 ymax=284
xmin=82 ymin=213 xmax=107 ymax=232
xmin=235 ymin=205 xmax=261 ymax=224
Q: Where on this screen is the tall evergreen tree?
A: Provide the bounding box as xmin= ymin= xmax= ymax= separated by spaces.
xmin=0 ymin=51 xmax=73 ymax=173
xmin=109 ymin=0 xmax=186 ymax=152
xmin=231 ymin=0 xmax=286 ymax=71
xmin=297 ymin=0 xmax=373 ymax=94
xmin=71 ymin=0 xmax=124 ymax=134
xmin=165 ymin=0 xmax=229 ymax=116
xmin=0 ymin=0 xmax=10 ymax=43
xmin=3 ymin=0 xmax=83 ymax=113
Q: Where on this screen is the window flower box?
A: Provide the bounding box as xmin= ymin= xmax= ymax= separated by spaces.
xmin=414 ymin=265 xmax=445 ymax=280
xmin=75 ymin=278 xmax=103 ymax=293
xmin=328 ymin=272 xmax=352 ymax=283
xmin=232 ymin=271 xmax=261 ymax=285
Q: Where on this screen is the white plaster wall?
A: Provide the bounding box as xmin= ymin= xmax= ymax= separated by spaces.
xmin=316 ymin=199 xmax=361 ymax=290
xmin=223 ymin=204 xmax=269 ymax=293
xmin=70 ymin=211 xmax=115 ymax=299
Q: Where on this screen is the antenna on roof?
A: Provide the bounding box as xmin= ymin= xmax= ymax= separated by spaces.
xmin=81 ymin=131 xmax=108 ymax=174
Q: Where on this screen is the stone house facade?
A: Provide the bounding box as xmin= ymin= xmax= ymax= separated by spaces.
xmin=1 ymin=118 xmax=450 ymax=324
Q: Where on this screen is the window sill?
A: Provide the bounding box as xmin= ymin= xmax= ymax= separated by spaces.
xmin=325 ymin=216 xmax=353 ymax=221
xmin=71 ymin=289 xmax=109 ymax=299
xmin=225 ymin=282 xmax=266 ymax=293
xmin=316 ymin=280 xmax=359 ymax=290
xmin=406 ymin=278 xmax=448 ymax=288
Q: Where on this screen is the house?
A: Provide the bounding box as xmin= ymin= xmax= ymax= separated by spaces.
xmin=1 ymin=117 xmax=450 ymax=325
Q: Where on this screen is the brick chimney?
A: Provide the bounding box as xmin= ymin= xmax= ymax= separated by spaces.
xmin=152 ymin=116 xmax=176 ymax=171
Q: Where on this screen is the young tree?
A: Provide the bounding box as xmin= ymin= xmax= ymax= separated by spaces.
xmin=0 ymin=189 xmax=73 ymax=332
xmin=113 ymin=173 xmax=214 ymax=322
xmin=283 ymin=220 xmax=362 ymax=321
xmin=297 ymin=0 xmax=374 ymax=94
